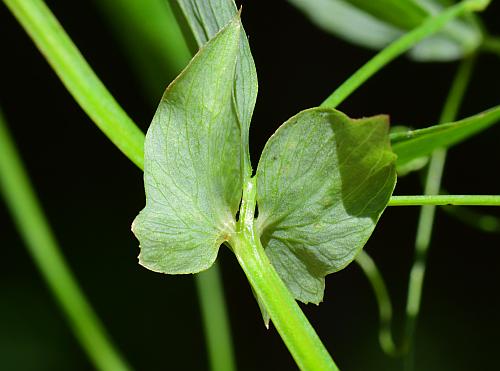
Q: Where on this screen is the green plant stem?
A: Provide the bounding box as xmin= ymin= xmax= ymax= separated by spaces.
xmin=439 ymin=56 xmax=476 ymax=125
xmin=388 ymin=194 xmax=500 ymax=206
xmin=320 ymin=0 xmax=487 ymax=109
xmin=403 ymin=56 xmax=475 ymax=371
xmin=0 ymin=110 xmax=131 ymax=371
xmin=196 ymin=265 xmax=236 ymax=371
xmin=2 ymin=0 xmax=145 ymax=168
xmin=403 ymin=150 xmax=447 ymax=371
xmin=230 ymin=179 xmax=339 ymax=371
xmin=3 ymin=1 xmax=235 ymax=370
xmin=357 ymin=57 xmax=482 ymax=359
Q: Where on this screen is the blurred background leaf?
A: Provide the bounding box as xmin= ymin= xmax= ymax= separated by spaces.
xmin=288 ymin=0 xmax=482 ymax=61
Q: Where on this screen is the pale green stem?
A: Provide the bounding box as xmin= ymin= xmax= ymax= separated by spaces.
xmin=319 ymin=0 xmax=488 ymax=359
xmin=388 ymin=194 xmax=500 ymax=206
xmin=230 ymin=179 xmax=339 ymax=371
xmin=403 ymin=56 xmax=475 ymax=371
xmin=357 ymin=57 xmax=481 ymax=359
xmin=320 ymin=0 xmax=488 ymax=109
xmin=0 ymin=110 xmax=131 ymax=371
xmin=196 ymin=266 xmax=236 ymax=371
xmin=403 ymin=150 xmax=447 ymax=371
xmin=3 ymin=1 xmax=235 ymax=370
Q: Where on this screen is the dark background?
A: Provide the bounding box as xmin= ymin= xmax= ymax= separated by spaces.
xmin=1 ymin=1 xmax=499 ymax=370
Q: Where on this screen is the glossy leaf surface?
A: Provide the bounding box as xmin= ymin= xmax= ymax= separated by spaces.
xmin=256 ymin=108 xmax=397 ymax=304
xmin=132 ymin=17 xmax=242 ymax=274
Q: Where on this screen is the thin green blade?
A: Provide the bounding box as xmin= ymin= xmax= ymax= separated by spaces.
xmin=392 ymin=105 xmax=500 ymax=169
xmin=132 ymin=16 xmax=243 ymax=274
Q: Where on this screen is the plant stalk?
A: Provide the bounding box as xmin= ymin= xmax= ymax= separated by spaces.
xmin=320 ymin=0 xmax=488 ymax=109
xmin=196 ymin=265 xmax=236 ymax=371
xmin=0 ymin=110 xmax=131 ymax=371
xmin=230 ymin=178 xmax=339 ymax=371
xmin=403 ymin=56 xmax=476 ymax=371
xmin=388 ymin=194 xmax=500 ymax=206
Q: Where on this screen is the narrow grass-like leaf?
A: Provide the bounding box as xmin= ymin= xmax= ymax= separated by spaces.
xmin=256 ymin=108 xmax=397 ymax=304
xmin=132 ymin=16 xmax=242 ymax=274
xmin=391 ymin=105 xmax=500 ymax=169
xmin=171 ymin=0 xmax=258 ymax=180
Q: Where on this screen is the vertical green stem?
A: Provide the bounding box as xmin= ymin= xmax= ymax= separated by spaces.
xmin=196 ymin=265 xmax=236 ymax=371
xmin=0 ymin=110 xmax=131 ymax=371
xmin=230 ymin=179 xmax=339 ymax=371
xmin=403 ymin=56 xmax=476 ymax=370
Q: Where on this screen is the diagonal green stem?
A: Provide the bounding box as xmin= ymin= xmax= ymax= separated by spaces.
xmin=231 ymin=179 xmax=339 ymax=371
xmin=0 ymin=110 xmax=131 ymax=371
xmin=3 ymin=1 xmax=235 ymax=370
xmin=403 ymin=56 xmax=475 ymax=371
xmin=2 ymin=0 xmax=145 ymax=169
xmin=320 ymin=0 xmax=488 ymax=109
